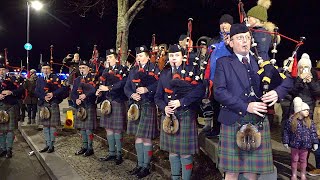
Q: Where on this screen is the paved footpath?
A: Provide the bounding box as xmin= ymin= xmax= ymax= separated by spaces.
xmin=20 ymin=125 xmax=163 ymax=180
xmin=0 ymin=129 xmax=49 ymax=180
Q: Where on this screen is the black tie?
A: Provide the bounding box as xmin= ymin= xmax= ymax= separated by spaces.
xmin=242 ymin=57 xmax=251 ymax=71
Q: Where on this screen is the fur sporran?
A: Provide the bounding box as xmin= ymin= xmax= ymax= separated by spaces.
xmin=127 ymin=103 xmax=140 ymax=121
xmin=77 ymin=107 xmax=87 ymax=121
xmin=101 ymin=100 xmax=112 ymax=115
xmin=39 ymin=106 xmax=51 ymax=120
xmin=0 ymin=110 xmax=9 ymax=124
xmin=236 ymin=123 xmax=261 ymax=151
xmin=162 ymin=114 xmax=179 ymax=134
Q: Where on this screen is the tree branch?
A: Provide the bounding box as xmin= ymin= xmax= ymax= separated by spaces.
xmin=128 ymin=4 xmax=145 ymax=26
xmin=126 ymin=0 xmax=147 ymax=18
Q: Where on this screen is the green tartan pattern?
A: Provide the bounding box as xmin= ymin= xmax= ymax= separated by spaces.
xmin=127 ymin=103 xmax=159 ymax=139
xmin=39 ymin=103 xmax=61 ymax=126
xmin=100 ymin=101 xmax=126 ymax=131
xmin=74 ymin=105 xmax=97 ymax=130
xmin=218 ymin=114 xmax=274 ymax=174
xmin=0 ymin=104 xmax=18 ymax=132
xmin=160 ymin=110 xmax=198 ymax=155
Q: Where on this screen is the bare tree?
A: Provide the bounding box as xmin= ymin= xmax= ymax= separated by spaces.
xmin=66 ymin=0 xmax=148 ymax=64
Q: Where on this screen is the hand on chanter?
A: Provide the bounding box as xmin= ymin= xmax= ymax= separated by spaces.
xmin=76 ymin=99 xmax=82 ymax=105
xmin=136 ymin=87 xmax=149 ymax=95
xmin=247 ymin=102 xmax=267 ymax=117
xmin=131 ymin=93 xmax=141 ymax=101
xmin=261 ymin=90 xmax=278 ymax=106
xmin=168 ymin=100 xmax=181 ymax=110
xmin=165 ymin=106 xmax=174 ymax=117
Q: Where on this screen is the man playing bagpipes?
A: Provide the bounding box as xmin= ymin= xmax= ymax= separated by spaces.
xmin=124 ymin=45 xmax=159 ymax=178
xmin=154 ymin=44 xmax=205 ymax=180
xmin=214 ymin=24 xmax=293 ymax=179
xmin=72 ymin=60 xmax=97 ymax=157
xmin=96 ymin=48 xmax=128 ymax=165
xmin=0 ymin=62 xmax=24 ymax=158
xmin=35 ymin=62 xmax=69 ymax=153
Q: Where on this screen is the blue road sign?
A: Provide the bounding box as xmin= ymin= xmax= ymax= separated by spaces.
xmin=24 ymin=43 xmax=32 ymax=50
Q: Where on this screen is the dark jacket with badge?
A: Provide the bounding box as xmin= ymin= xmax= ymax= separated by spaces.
xmin=35 ymin=74 xmax=68 ymax=106
xmin=124 ymin=61 xmax=159 ymax=104
xmin=97 ymin=65 xmax=128 ymax=103
xmin=154 ymin=65 xmax=205 ymax=113
xmin=0 ymin=76 xmax=24 ymax=105
xmin=214 ymin=53 xmax=293 ymax=125
xmin=71 ymin=73 xmax=97 ymax=106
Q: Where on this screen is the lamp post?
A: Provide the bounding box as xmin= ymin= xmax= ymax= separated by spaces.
xmin=26 ymin=1 xmax=43 ymax=73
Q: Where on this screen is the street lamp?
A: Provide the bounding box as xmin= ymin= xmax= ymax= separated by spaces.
xmin=26 ymin=1 xmax=43 ymax=73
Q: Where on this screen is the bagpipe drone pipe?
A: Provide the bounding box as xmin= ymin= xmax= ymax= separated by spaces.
xmin=238 ymin=0 xmax=304 ymax=95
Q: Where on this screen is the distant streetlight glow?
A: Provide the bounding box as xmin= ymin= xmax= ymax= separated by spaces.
xmin=31 ymin=1 xmax=43 ymax=11
xmin=26 ymin=0 xmax=43 ymax=73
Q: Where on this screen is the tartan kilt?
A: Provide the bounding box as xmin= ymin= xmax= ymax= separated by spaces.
xmin=127 ymin=102 xmax=159 ymax=139
xmin=74 ymin=105 xmax=97 ymax=130
xmin=100 ymin=100 xmax=126 ymax=131
xmin=39 ymin=103 xmax=61 ymax=127
xmin=218 ymin=114 xmax=273 ymax=174
xmin=160 ymin=110 xmax=198 ymax=155
xmin=0 ymin=104 xmax=18 ymax=132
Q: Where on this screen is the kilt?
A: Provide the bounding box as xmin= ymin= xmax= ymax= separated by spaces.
xmin=218 ymin=114 xmax=273 ymax=174
xmin=127 ymin=102 xmax=159 ymax=139
xmin=39 ymin=103 xmax=61 ymax=127
xmin=0 ymin=104 xmax=18 ymax=132
xmin=160 ymin=110 xmax=198 ymax=155
xmin=100 ymin=100 xmax=126 ymax=131
xmin=74 ymin=105 xmax=97 ymax=130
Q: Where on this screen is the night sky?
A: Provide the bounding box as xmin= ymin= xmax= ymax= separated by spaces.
xmin=0 ymin=0 xmax=318 ymax=72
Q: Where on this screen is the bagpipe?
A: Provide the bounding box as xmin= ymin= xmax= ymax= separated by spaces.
xmin=162 ymin=87 xmax=179 ymax=134
xmin=0 ymin=75 xmax=17 ymax=124
xmin=43 ymin=45 xmax=73 ymax=87
xmin=238 ymin=0 xmax=304 ymax=95
xmin=98 ymin=60 xmax=128 ymax=116
xmin=127 ymin=60 xmax=158 ymax=121
xmin=39 ymin=73 xmax=62 ymax=121
xmin=162 ymin=18 xmax=210 ymax=134
xmin=76 ymin=73 xmax=96 ymax=121
xmin=236 ymin=0 xmax=305 ymax=151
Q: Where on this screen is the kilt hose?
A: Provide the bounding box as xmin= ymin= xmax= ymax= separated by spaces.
xmin=127 ymin=102 xmax=159 ymax=139
xmin=160 ymin=110 xmax=198 ymax=155
xmin=0 ymin=103 xmax=18 ymax=132
xmin=218 ymin=114 xmax=273 ymax=174
xmin=74 ymin=105 xmax=97 ymax=130
xmin=100 ymin=100 xmax=126 ymax=131
xmin=39 ymin=103 xmax=61 ymax=127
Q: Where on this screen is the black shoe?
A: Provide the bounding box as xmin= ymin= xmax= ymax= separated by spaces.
xmin=39 ymin=146 xmax=49 ymax=153
xmin=136 ymin=167 xmax=150 ymax=179
xmin=115 ymin=155 xmax=123 ymax=165
xmin=5 ymin=149 xmax=12 ymax=158
xmin=0 ymin=149 xmax=7 ymax=157
xmin=129 ymin=166 xmax=142 ymax=175
xmin=83 ymin=149 xmax=94 ymax=157
xmin=99 ymin=154 xmax=116 ymax=161
xmin=47 ymin=146 xmax=54 ymax=153
xmin=75 ymin=147 xmax=87 ymax=155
